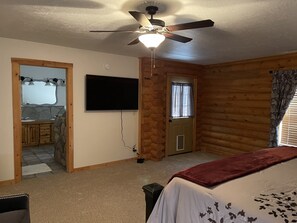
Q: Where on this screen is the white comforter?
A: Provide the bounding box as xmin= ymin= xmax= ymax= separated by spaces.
xmin=148 ymin=158 xmax=297 ymax=223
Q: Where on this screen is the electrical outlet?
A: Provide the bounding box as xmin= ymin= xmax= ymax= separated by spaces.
xmin=132 ymin=145 xmax=137 ymax=152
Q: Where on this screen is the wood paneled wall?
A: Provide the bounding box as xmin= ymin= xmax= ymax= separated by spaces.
xmin=140 ymin=53 xmax=297 ymax=160
xmin=199 ymin=53 xmax=297 ymax=156
xmin=139 ymin=58 xmax=203 ymax=160
xmin=198 ymin=67 xmax=272 ymax=156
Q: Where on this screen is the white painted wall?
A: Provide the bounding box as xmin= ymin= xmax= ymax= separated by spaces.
xmin=0 ymin=37 xmax=139 ymax=181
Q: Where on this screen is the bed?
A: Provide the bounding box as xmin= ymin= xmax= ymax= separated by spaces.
xmin=147 ymin=146 xmax=297 ymax=223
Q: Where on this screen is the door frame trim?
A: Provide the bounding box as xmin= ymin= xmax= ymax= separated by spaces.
xmin=165 ymin=73 xmax=197 ymax=156
xmin=11 ymin=58 xmax=74 ymax=183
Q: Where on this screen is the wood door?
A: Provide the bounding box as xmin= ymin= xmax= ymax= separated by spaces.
xmin=167 ymin=118 xmax=193 ymax=155
xmin=166 ymin=75 xmax=196 ymax=156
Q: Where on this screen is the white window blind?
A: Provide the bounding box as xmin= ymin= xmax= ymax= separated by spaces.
xmin=280 ymin=90 xmax=297 ymax=146
xmin=171 ymin=83 xmax=194 ymax=118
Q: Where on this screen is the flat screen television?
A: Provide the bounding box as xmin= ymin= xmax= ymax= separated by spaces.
xmin=85 ymin=74 xmax=139 ymax=110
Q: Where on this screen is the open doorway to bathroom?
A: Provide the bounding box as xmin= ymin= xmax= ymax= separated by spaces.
xmin=21 ymin=65 xmax=67 ymax=178
xmin=12 ymin=58 xmax=74 ymax=183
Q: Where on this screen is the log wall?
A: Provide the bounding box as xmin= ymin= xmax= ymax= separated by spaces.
xmin=140 ymin=53 xmax=297 ymax=159
xmin=199 ymin=53 xmax=297 ymax=156
xmin=139 ymin=58 xmax=203 ymax=160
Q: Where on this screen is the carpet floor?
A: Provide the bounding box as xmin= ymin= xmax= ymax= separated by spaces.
xmin=0 ymin=151 xmax=220 ymax=223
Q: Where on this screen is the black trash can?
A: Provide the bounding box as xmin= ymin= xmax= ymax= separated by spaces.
xmin=142 ymin=183 xmax=164 ymax=222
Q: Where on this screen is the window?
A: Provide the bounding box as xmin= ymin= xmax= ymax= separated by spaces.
xmin=279 ymin=90 xmax=297 ymax=146
xmin=170 ymin=82 xmax=194 ymax=118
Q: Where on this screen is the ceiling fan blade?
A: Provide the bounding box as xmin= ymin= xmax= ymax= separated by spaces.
xmin=90 ymin=30 xmax=136 ymax=33
xmin=128 ymin=38 xmax=140 ymax=45
xmin=129 ymin=11 xmax=152 ymax=28
xmin=166 ymin=19 xmax=214 ymax=32
xmin=163 ymin=33 xmax=192 ymax=43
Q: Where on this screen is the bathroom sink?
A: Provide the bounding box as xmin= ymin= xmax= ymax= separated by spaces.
xmin=22 ymin=119 xmax=35 ymax=122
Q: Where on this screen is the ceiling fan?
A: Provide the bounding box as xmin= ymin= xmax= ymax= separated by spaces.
xmin=90 ymin=6 xmax=214 ymax=48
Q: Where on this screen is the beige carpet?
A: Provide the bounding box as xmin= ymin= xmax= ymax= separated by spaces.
xmin=0 ymin=151 xmax=220 ymax=223
xmin=22 ymin=163 xmax=52 ymax=176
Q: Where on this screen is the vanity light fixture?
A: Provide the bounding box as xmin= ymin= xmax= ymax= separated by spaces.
xmin=28 ymin=78 xmax=34 ymax=85
xmin=52 ymin=78 xmax=58 ymax=84
xmin=20 ymin=76 xmax=66 ymax=86
xmin=20 ymin=76 xmax=26 ymax=85
xmin=45 ymin=79 xmax=51 ymax=86
xmin=45 ymin=78 xmax=66 ymax=86
xmin=20 ymin=76 xmax=34 ymax=85
xmin=60 ymin=80 xmax=66 ymax=86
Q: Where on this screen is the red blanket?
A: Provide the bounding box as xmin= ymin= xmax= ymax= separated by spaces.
xmin=170 ymin=146 xmax=297 ymax=187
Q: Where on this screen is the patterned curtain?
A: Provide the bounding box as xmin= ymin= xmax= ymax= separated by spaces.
xmin=269 ymin=70 xmax=297 ymax=147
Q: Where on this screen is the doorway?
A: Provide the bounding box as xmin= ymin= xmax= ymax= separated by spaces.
xmin=21 ymin=65 xmax=67 ymax=177
xmin=166 ymin=75 xmax=197 ymax=156
xmin=12 ymin=58 xmax=74 ymax=183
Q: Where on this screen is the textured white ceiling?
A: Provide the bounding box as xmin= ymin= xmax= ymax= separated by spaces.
xmin=0 ymin=0 xmax=297 ymax=64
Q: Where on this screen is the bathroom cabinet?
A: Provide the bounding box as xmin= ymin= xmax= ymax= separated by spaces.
xmin=39 ymin=123 xmax=54 ymax=144
xmin=22 ymin=124 xmax=39 ymax=146
xmin=22 ymin=121 xmax=54 ymax=147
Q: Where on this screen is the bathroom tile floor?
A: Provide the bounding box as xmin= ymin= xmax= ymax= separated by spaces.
xmin=22 ymin=145 xmax=65 ymax=179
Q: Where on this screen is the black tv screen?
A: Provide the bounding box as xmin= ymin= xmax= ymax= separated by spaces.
xmin=86 ymin=74 xmax=139 ymax=110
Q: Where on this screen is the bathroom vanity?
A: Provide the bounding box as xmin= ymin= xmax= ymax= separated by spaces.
xmin=22 ymin=120 xmax=54 ymax=147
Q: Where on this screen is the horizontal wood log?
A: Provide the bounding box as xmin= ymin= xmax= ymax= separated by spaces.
xmin=201 ymin=100 xmax=270 ymax=109
xmin=200 ymin=142 xmax=252 ymax=156
xmin=201 ymin=136 xmax=265 ymax=152
xmin=201 ymin=87 xmax=272 ymax=95
xmin=202 ymin=70 xmax=272 ymax=79
xmin=201 ymin=124 xmax=269 ymax=141
xmin=200 ymin=106 xmax=270 ymax=116
xmin=200 ymin=92 xmax=271 ymax=101
xmin=202 ymin=77 xmax=271 ymax=85
xmin=201 ymin=112 xmax=270 ymax=124
xmin=202 ymin=130 xmax=268 ymax=147
xmin=201 ymin=118 xmax=270 ymax=132
xmin=200 ymin=79 xmax=271 ymax=89
xmin=201 ymin=85 xmax=271 ymax=93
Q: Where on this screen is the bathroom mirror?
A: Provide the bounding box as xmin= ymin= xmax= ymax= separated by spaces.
xmin=22 ymin=81 xmax=57 ymax=105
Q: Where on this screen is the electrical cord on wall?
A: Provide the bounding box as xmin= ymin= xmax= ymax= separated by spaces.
xmin=120 ymin=110 xmax=136 ymax=152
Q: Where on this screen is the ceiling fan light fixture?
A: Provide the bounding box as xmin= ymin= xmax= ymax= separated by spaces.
xmin=139 ymin=33 xmax=165 ymax=49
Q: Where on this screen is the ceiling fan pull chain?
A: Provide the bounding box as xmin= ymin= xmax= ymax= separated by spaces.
xmin=149 ymin=48 xmax=156 ymax=78
xmin=153 ymin=49 xmax=156 ymax=69
xmin=150 ymin=49 xmax=153 ymax=78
